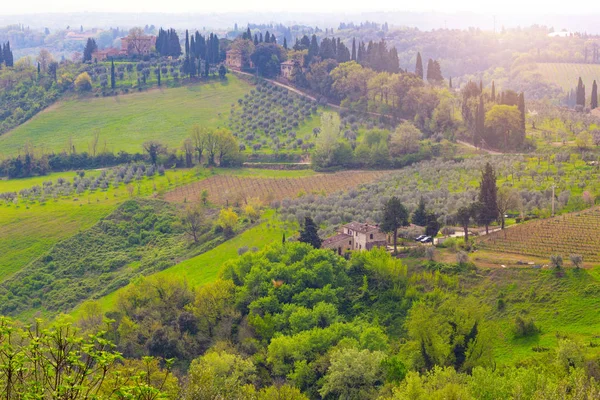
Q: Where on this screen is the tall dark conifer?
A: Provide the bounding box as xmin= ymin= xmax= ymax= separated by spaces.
xmin=592 ymin=80 xmax=598 ymax=109
xmin=491 ymin=81 xmax=496 ymax=102
xmin=475 ymin=96 xmax=485 ymax=148
xmin=518 ymin=92 xmax=526 ymax=140
xmin=415 ymin=52 xmax=423 ymax=79
xmin=283 ymin=37 xmax=287 ymax=49
xmin=185 ymin=30 xmax=190 ymax=56
xmin=576 ymin=77 xmax=586 ymax=106
xmin=351 ymin=38 xmax=356 ymax=61
xmin=477 ymin=163 xmax=498 ymax=234
xmin=299 ymin=217 xmax=322 ymax=249
xmin=110 ymin=59 xmax=116 ymax=89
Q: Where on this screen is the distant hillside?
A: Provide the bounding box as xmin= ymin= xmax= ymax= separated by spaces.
xmin=0 ymin=75 xmax=251 ymax=157
xmin=536 ymin=63 xmax=600 ymax=92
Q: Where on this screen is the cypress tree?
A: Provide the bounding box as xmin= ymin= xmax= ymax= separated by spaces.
xmin=307 ymin=34 xmax=319 ymax=64
xmin=412 ymin=197 xmax=428 ymax=227
xmin=6 ymin=42 xmax=13 ymax=67
xmin=259 ymin=32 xmax=263 ymax=43
xmin=351 ymin=38 xmax=356 ymax=61
xmin=592 ymin=80 xmax=598 ymax=109
xmin=415 ymin=52 xmax=423 ymax=79
xmin=283 ymin=37 xmax=287 ymax=49
xmin=110 ymin=59 xmax=115 ymax=89
xmin=426 ymin=58 xmax=433 ymax=81
xmin=477 ymin=162 xmax=498 ymax=234
xmin=37 ymin=62 xmax=41 ymax=77
xmin=518 ymin=92 xmax=526 ymax=139
xmin=254 ymin=34 xmax=258 ymax=46
xmin=576 ymin=77 xmax=586 ymax=106
xmin=185 ymin=30 xmax=190 ymax=56
xmin=156 ymin=67 xmax=161 ymax=86
xmin=475 ymin=95 xmax=485 ymax=148
xmin=449 ymin=76 xmax=453 ymax=88
xmin=491 ymin=81 xmax=496 ymax=102
xmin=271 ymin=33 xmax=276 ymax=43
xmin=299 ymin=217 xmax=322 ymax=249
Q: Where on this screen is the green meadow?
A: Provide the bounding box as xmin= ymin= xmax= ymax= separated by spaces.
xmin=0 ymin=75 xmax=251 ymax=157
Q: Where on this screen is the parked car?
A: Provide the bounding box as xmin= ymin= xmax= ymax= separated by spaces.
xmin=420 ymin=236 xmax=433 ymax=243
xmin=415 ymin=235 xmax=427 ymax=241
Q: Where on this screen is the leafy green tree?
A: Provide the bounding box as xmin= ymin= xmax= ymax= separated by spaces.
xmin=477 ymin=163 xmax=498 ymax=234
xmin=380 ymin=196 xmax=409 ymax=254
xmin=181 ymin=204 xmax=204 ymax=242
xmin=389 ymin=122 xmax=421 ymax=156
xmin=0 ymin=316 xmax=174 ymax=398
xmin=320 ymin=348 xmax=386 ymax=399
xmin=405 ymin=295 xmax=493 ymax=372
xmin=456 ymin=203 xmax=477 ymax=243
xmin=191 ymin=279 xmax=236 ymax=336
xmin=74 ymin=72 xmax=92 ymax=92
xmin=251 ymin=43 xmax=286 ymax=78
xmin=218 ymin=208 xmax=239 ymax=237
xmin=182 ymin=350 xmax=256 ymax=400
xmin=485 ymin=105 xmax=523 ymax=151
xmin=299 ymin=216 xmax=322 ymax=248
xmin=142 ymin=140 xmax=165 ymax=165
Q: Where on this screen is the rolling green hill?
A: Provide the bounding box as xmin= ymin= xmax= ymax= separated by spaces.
xmin=0 ymin=76 xmax=251 ymax=157
xmin=536 ymin=63 xmax=600 ymax=91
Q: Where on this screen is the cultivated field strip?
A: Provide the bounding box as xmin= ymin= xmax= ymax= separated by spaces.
xmin=480 ymin=206 xmax=600 ymax=262
xmin=537 ymin=63 xmax=600 ymax=91
xmin=163 ymin=170 xmax=391 ymax=205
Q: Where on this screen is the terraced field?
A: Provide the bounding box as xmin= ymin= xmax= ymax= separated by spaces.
xmin=480 ymin=206 xmax=600 ymax=262
xmin=163 ymin=170 xmax=392 ymax=205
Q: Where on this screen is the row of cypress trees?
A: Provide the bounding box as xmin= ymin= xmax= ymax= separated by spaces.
xmin=0 ymin=41 xmax=14 ymax=68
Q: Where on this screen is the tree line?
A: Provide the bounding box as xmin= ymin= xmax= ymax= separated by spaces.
xmin=0 ymin=41 xmax=13 ymax=68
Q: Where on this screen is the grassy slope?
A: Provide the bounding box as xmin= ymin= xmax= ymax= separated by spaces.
xmin=0 ymin=168 xmax=315 ymax=283
xmin=536 ymin=63 xmax=600 ymax=91
xmin=0 ymin=76 xmax=251 ymax=157
xmin=470 ymin=266 xmax=600 ymax=365
xmin=0 ymin=168 xmax=201 ymax=282
xmin=71 ymin=210 xmax=293 ymax=318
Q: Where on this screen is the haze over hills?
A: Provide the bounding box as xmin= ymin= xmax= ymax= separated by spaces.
xmin=1 ymin=11 xmax=600 ymax=33
xmin=4 ymin=3 xmax=600 ymax=397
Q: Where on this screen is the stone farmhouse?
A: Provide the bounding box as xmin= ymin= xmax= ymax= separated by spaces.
xmin=225 ymin=49 xmax=254 ymax=69
xmin=120 ymin=35 xmax=156 ymax=56
xmin=322 ymin=222 xmax=388 ymax=255
xmin=91 ymin=48 xmax=121 ymax=61
xmin=280 ymin=60 xmax=295 ymax=79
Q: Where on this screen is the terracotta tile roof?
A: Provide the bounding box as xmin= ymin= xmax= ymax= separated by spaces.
xmin=322 ymin=233 xmax=352 ymax=246
xmin=343 ymin=221 xmax=381 ymax=233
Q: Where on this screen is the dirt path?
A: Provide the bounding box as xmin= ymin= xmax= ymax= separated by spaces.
xmin=456 ymin=140 xmax=503 ymax=155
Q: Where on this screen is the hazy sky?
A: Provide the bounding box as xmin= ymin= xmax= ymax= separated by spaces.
xmin=1 ymin=0 xmax=596 ymax=15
